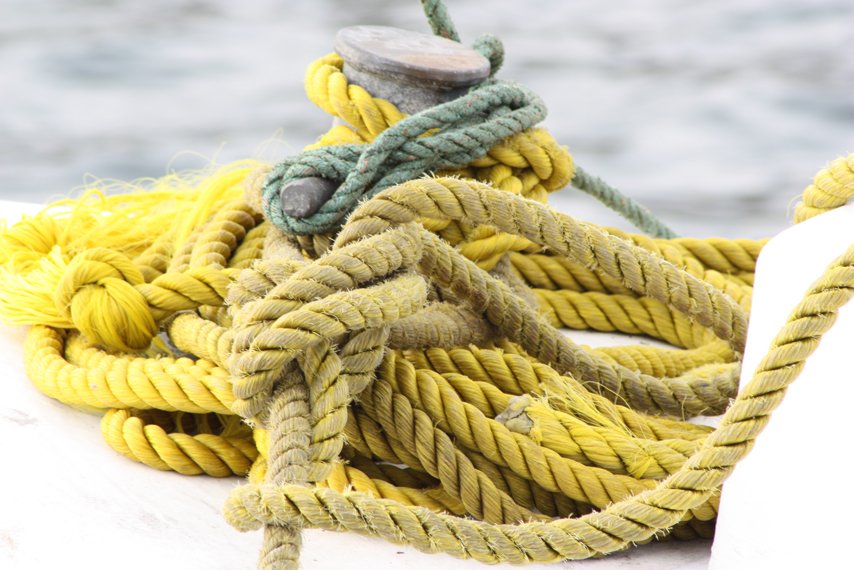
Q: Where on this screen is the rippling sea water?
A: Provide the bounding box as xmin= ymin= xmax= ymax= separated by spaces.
xmin=0 ymin=0 xmax=851 ymax=238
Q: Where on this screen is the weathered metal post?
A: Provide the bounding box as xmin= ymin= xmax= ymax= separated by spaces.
xmin=280 ymin=25 xmax=490 ymax=219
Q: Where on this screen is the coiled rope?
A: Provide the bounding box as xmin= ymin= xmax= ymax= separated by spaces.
xmin=2 ymin=1 xmax=853 ymax=568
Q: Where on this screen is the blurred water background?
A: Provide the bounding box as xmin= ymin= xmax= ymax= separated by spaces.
xmin=0 ymin=0 xmax=851 ymax=238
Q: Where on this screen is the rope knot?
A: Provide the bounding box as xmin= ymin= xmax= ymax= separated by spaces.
xmin=54 ymin=248 xmax=156 ymax=352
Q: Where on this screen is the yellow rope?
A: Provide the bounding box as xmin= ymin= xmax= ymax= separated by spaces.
xmin=2 ymin=48 xmax=852 ymax=570
xmin=221 ymin=173 xmax=854 ymax=566
xmin=794 ymin=153 xmax=854 ymax=222
xmin=302 ymin=53 xmax=575 ymax=270
xmin=101 ymin=408 xmax=256 ymax=476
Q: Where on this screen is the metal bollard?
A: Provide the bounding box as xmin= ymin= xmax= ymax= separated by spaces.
xmin=280 ymin=25 xmax=491 ymax=220
xmin=334 ymin=25 xmax=490 ymax=114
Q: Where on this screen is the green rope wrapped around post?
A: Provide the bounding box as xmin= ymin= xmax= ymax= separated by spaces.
xmin=262 ymin=81 xmax=546 ymax=235
xmin=262 ymin=0 xmax=676 ymax=240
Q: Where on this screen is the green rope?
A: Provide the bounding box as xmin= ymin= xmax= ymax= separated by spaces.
xmin=421 ymin=0 xmax=460 ymax=41
xmin=422 ymin=0 xmax=503 ymax=75
xmin=472 ymin=34 xmax=504 ymax=77
xmin=263 ymin=81 xmax=546 ymax=235
xmin=418 ymin=0 xmax=677 ymax=238
xmin=572 ymin=166 xmax=678 ymax=239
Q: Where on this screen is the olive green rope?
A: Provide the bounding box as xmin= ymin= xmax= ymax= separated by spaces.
xmin=226 ymin=176 xmax=854 ymax=564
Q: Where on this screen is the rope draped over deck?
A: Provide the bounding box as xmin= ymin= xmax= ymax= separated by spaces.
xmin=1 ymin=1 xmax=853 ymax=568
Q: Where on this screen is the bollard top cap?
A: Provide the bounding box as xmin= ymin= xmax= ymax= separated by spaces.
xmin=335 ymin=25 xmax=490 ymax=87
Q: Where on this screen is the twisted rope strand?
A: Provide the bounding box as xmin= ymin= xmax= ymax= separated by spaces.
xmin=337 ymin=177 xmax=747 ymax=351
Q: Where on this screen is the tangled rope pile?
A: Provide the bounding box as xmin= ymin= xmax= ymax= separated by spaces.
xmin=2 ymin=1 xmax=854 ymax=568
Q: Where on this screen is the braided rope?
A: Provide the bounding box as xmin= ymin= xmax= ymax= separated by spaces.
xmin=223 ymin=178 xmax=733 ymax=567
xmin=101 ymin=408 xmax=256 ymax=476
xmin=570 ymin=166 xmax=677 ymax=238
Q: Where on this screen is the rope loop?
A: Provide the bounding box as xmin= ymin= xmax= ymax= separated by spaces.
xmin=472 ymin=33 xmax=504 ymax=76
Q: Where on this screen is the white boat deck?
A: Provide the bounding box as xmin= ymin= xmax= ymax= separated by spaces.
xmin=0 ymin=200 xmax=710 ymax=569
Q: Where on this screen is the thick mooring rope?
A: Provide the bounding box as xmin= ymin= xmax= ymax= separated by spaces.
xmin=2 ymin=153 xmax=850 ymax=564
xmin=2 ymin=1 xmax=854 ymax=568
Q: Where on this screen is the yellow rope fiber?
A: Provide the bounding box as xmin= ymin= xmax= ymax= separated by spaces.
xmin=2 ymin=50 xmax=853 ymax=569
